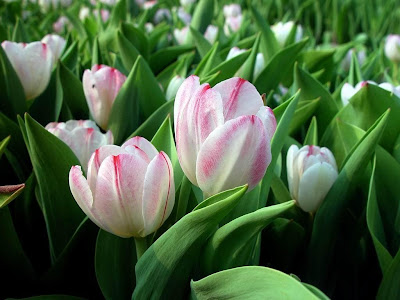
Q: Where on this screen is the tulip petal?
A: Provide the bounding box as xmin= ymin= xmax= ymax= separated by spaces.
xmin=286 ymin=144 xmax=299 ymax=200
xmin=142 ymin=152 xmax=175 ymax=236
xmin=297 ymin=162 xmax=338 ymax=212
xmin=175 ymin=75 xmax=224 ymax=185
xmin=256 ymin=106 xmax=277 ymax=141
xmin=196 ymin=115 xmax=270 ymax=198
xmin=213 ymin=77 xmax=264 ymax=121
xmin=93 ymin=153 xmax=149 ymax=238
xmin=340 ymin=83 xmax=356 ymax=106
xmin=122 ymin=136 xmax=159 ymax=160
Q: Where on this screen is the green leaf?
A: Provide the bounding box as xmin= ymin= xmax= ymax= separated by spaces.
xmin=289 ymin=98 xmax=320 ymax=135
xmin=254 ymin=38 xmax=308 ymax=94
xmin=151 ymin=116 xmax=184 ymax=188
xmin=64 ymin=11 xmax=87 ymax=39
xmin=348 ymin=51 xmax=363 ymax=85
xmin=91 ymin=36 xmax=103 ymax=66
xmin=377 ymin=249 xmax=400 ymax=299
xmin=59 ymin=62 xmax=89 ymax=120
xmin=190 ymin=26 xmax=212 ymax=58
xmin=0 ymin=45 xmax=26 ymax=119
xmin=189 ymin=0 xmax=214 ymax=35
xmin=117 ymin=30 xmax=141 ymax=72
xmin=271 ymin=174 xmax=292 ymax=204
xmin=299 ymin=49 xmax=335 ymax=83
xmin=12 ymin=18 xmax=29 ymax=42
xmin=307 ymin=109 xmax=390 ymax=288
xmin=120 ymin=22 xmax=149 ymax=59
xmin=250 ymin=6 xmax=280 ymax=62
xmin=95 ymin=230 xmax=136 ymax=300
xmin=133 ymin=185 xmax=248 ymax=300
xmin=194 ymin=42 xmax=221 ymax=77
xmin=190 ymin=266 xmax=321 ymax=300
xmin=0 ymin=183 xmax=25 ymax=208
xmin=258 ymin=91 xmax=300 ymax=207
xmin=127 ymin=100 xmax=174 ymax=141
xmin=0 ymin=135 xmax=10 ymax=159
xmin=108 ymin=0 xmax=126 ymax=28
xmin=202 ymin=201 xmax=296 ymax=274
xmin=22 ymin=114 xmax=85 ymax=261
xmin=148 ymin=24 xmax=169 ymax=52
xmin=108 ymin=56 xmax=166 ymax=144
xmin=294 ymin=64 xmax=338 ymax=134
xmin=236 ymin=33 xmax=261 ymax=82
xmin=334 ymin=83 xmax=400 ymax=151
xmin=149 ymin=45 xmax=194 ymax=75
xmin=304 ymin=116 xmax=318 ymax=145
xmin=60 ymin=41 xmax=79 ymax=72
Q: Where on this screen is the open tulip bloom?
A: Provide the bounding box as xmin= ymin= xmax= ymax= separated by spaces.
xmin=174 ymin=75 xmax=276 ymax=198
xmin=69 ymin=137 xmax=175 ymax=238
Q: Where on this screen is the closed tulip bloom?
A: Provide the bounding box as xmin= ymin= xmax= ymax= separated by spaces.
xmin=224 ymin=15 xmax=242 ymax=35
xmin=174 ymin=75 xmax=276 ymax=198
xmin=271 ymin=21 xmax=303 ymax=47
xmin=166 ymin=75 xmax=185 ymax=100
xmin=384 ymin=35 xmax=400 ymax=63
xmin=223 ymin=4 xmax=241 ymax=18
xmin=41 ymin=34 xmax=66 ymax=63
xmin=83 ymin=64 xmax=126 ymax=130
xmin=69 ymin=137 xmax=175 ymax=238
xmin=1 ymin=41 xmax=53 ymax=100
xmin=204 ymin=25 xmax=218 ymax=44
xmin=287 ymin=145 xmax=338 ymax=212
xmin=46 ymin=120 xmax=113 ymax=172
xmin=174 ymin=26 xmax=189 ymax=45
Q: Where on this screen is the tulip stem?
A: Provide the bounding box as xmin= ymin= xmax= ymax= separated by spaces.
xmin=134 ymin=237 xmax=148 ymax=260
xmin=394 ymin=63 xmax=399 ymax=85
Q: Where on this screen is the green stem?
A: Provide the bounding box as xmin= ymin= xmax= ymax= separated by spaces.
xmin=134 ymin=237 xmax=148 ymax=260
xmin=393 ymin=63 xmax=399 ymax=85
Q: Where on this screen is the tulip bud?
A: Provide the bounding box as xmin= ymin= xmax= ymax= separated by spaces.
xmin=154 ymin=8 xmax=171 ymax=24
xmin=41 ymin=34 xmax=66 ymax=64
xmin=204 ymin=25 xmax=218 ymax=44
xmin=224 ymin=15 xmax=242 ymax=35
xmin=53 ymin=16 xmax=70 ymax=33
xmin=223 ymin=4 xmax=241 ymax=18
xmin=174 ymin=75 xmax=276 ymax=198
xmin=384 ymin=35 xmax=400 ymax=63
xmin=82 ymin=64 xmax=127 ymax=130
xmin=1 ymin=41 xmax=53 ymax=100
xmin=271 ymin=21 xmax=303 ymax=47
xmin=341 ymin=47 xmax=366 ymax=71
xmin=287 ymin=145 xmax=338 ymax=212
xmin=176 ymin=7 xmax=191 ymax=25
xmin=46 ymin=120 xmax=113 ymax=172
xmin=174 ymin=26 xmax=189 ymax=45
xmin=166 ymin=75 xmax=184 ymax=100
xmin=253 ymin=53 xmax=265 ymax=80
xmin=69 ymin=137 xmax=175 ymax=238
xmin=226 ymin=47 xmax=246 ymax=60
xmin=94 ymin=9 xmax=110 ymax=22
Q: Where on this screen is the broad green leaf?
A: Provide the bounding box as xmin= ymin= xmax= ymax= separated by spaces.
xmin=148 ymin=24 xmax=169 ymax=52
xmin=120 ymin=22 xmax=149 ymax=59
xmin=0 ymin=45 xmax=26 ymax=119
xmin=299 ymin=49 xmax=335 ymax=83
xmin=60 ymin=41 xmax=78 ymax=72
xmin=23 ymin=114 xmax=85 ymax=261
xmin=271 ymin=174 xmax=292 ymax=204
xmin=307 ymin=110 xmax=390 ymax=288
xmin=194 ymin=42 xmax=220 ymax=77
xmin=304 ymin=116 xmax=318 ymax=145
xmin=334 ymin=83 xmax=400 ymax=151
xmin=348 ymin=51 xmax=363 ymax=85
xmin=377 ymin=249 xmax=400 ymax=299
xmin=151 ymin=116 xmax=184 ymax=188
xmin=95 ymin=230 xmax=136 ymax=300
xmin=149 ymin=45 xmax=194 ymax=74
xmin=11 ymin=18 xmax=29 ymax=42
xmin=91 ymin=36 xmax=103 ymax=66
xmin=190 ymin=266 xmax=321 ymax=300
xmin=59 ymin=63 xmax=89 ymax=120
xmin=259 ymin=91 xmax=300 ymax=207
xmin=190 ymin=26 xmax=212 ymax=58
xmin=108 ymin=0 xmax=126 ymax=28
xmin=128 ymin=100 xmax=174 ymax=141
xmin=117 ymin=30 xmax=141 ymax=72
xmin=289 ymin=98 xmax=320 ymax=135
xmin=294 ymin=64 xmax=338 ymax=134
xmin=254 ymin=38 xmax=308 ymax=94
xmin=133 ymin=185 xmax=247 ymax=300
xmin=64 ymin=11 xmax=87 ymax=39
xmin=236 ymin=33 xmax=261 ymax=82
xmin=189 ymin=0 xmax=214 ymax=35
xmin=202 ymin=201 xmax=295 ymax=274
xmin=108 ymin=56 xmax=166 ymax=144
xmin=156 ymin=52 xmax=194 ymax=90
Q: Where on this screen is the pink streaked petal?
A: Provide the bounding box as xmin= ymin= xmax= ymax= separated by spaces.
xmin=213 ymin=77 xmax=263 ymax=121
xmin=122 ymin=136 xmax=158 ymax=160
xmin=87 ymin=145 xmax=127 ymax=191
xmin=196 ymin=115 xmax=270 ymax=198
xmin=142 ymin=152 xmax=175 ymax=236
xmin=176 ymin=81 xmax=224 ymax=185
xmin=93 ymin=153 xmax=148 ymax=238
xmin=256 ymin=106 xmax=277 ymax=141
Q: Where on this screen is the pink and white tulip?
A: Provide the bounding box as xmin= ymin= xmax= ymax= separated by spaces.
xmin=1 ymin=41 xmax=53 ymax=100
xmin=69 ymin=137 xmax=175 ymax=238
xmin=224 ymin=15 xmax=242 ymax=35
xmin=41 ymin=34 xmax=66 ymax=64
xmin=204 ymin=25 xmax=218 ymax=44
xmin=46 ymin=120 xmax=113 ymax=172
xmin=287 ymin=145 xmax=338 ymax=212
xmin=176 ymin=7 xmax=192 ymax=25
xmin=384 ymin=35 xmax=400 ymax=63
xmin=53 ymin=16 xmax=70 ymax=33
xmin=174 ymin=26 xmax=189 ymax=45
xmin=174 ymin=75 xmax=276 ymax=198
xmin=83 ymin=64 xmax=126 ymax=130
xmin=341 ymin=81 xmax=400 ymax=106
xmin=223 ymin=4 xmax=241 ymax=18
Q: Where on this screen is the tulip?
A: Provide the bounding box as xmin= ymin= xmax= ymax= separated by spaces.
xmin=82 ymin=64 xmax=127 ymax=130
xmin=180 ymin=0 xmax=196 ymax=6
xmin=53 ymin=16 xmax=70 ymax=33
xmin=224 ymin=15 xmax=242 ymax=35
xmin=174 ymin=26 xmax=189 ymax=45
xmin=1 ymin=41 xmax=53 ymax=100
xmin=145 ymin=22 xmax=154 ymax=33
xmin=223 ymin=4 xmax=241 ymax=18
xmin=226 ymin=47 xmax=246 ymax=60
xmin=41 ymin=34 xmax=66 ymax=64
xmin=384 ymin=35 xmax=400 ymax=63
xmin=176 ymin=7 xmax=191 ymax=25
xmin=46 ymin=120 xmax=113 ymax=172
xmin=154 ymin=8 xmax=171 ymax=24
xmin=174 ymin=75 xmax=276 ymax=198
xmin=253 ymin=53 xmax=265 ymax=80
xmin=271 ymin=21 xmax=303 ymax=47
xmin=143 ymin=0 xmax=157 ymax=9
xmin=204 ymin=25 xmax=218 ymax=44
xmin=341 ymin=47 xmax=366 ymax=71
xmin=287 ymin=145 xmax=338 ymax=212
xmin=69 ymin=136 xmax=175 ymax=238
xmin=94 ymin=9 xmax=110 ymax=22
xmin=166 ymin=75 xmax=184 ymax=100
xmin=341 ymin=81 xmax=400 ymax=106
